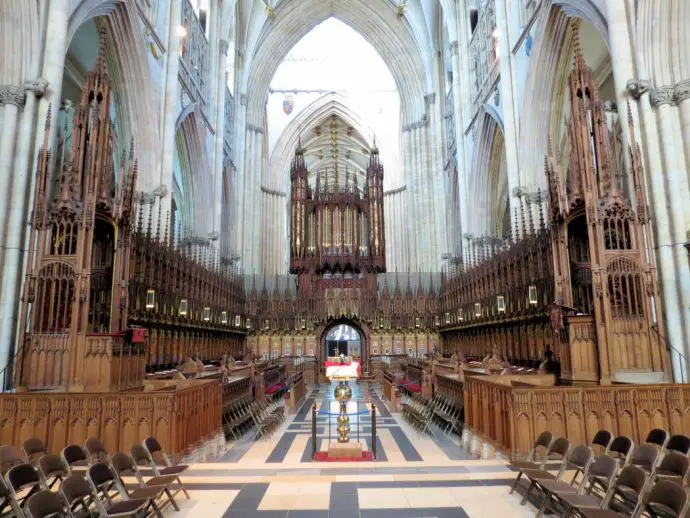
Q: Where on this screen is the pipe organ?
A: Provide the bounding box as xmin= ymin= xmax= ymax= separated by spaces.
xmin=289 ymin=142 xmax=385 ymax=276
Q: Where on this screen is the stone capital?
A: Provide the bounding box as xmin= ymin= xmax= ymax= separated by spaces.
xmin=153 ymin=185 xmax=169 ymax=198
xmin=649 ymin=85 xmax=674 ymax=108
xmin=626 ymin=79 xmax=650 ymax=100
xmin=674 ymin=79 xmax=690 ymax=104
xmin=603 ymin=100 xmax=617 ymax=113
xmin=247 ymin=122 xmax=264 ymax=134
xmin=0 ymin=85 xmax=25 ymax=107
xmin=208 ymin=231 xmax=220 ymax=241
xmin=449 ymin=41 xmax=459 ymax=57
xmin=240 ymin=94 xmax=248 ymax=106
xmin=23 ymin=78 xmax=49 ymax=98
xmin=424 ymin=93 xmax=436 ymax=106
xmin=219 ymin=39 xmax=229 ymax=56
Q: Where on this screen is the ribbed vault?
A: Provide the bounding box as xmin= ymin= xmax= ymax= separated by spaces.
xmin=241 ymin=0 xmax=428 ymax=126
xmin=268 ymin=94 xmax=375 ymax=193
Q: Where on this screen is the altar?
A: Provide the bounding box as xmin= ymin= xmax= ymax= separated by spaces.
xmin=324 ymin=360 xmax=360 ymax=380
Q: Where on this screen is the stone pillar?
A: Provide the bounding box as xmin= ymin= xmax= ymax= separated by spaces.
xmin=428 ymin=88 xmax=448 ymax=268
xmin=234 ymin=94 xmax=247 ymax=263
xmin=212 ymin=39 xmax=229 ymax=244
xmin=159 ymin=0 xmax=182 ymax=217
xmin=252 ymin=127 xmax=263 ymax=268
xmin=413 ymin=125 xmax=425 ymax=269
xmin=242 ymin=126 xmax=254 ymax=266
xmin=494 ymin=0 xmax=521 ymax=237
xmin=402 ymin=129 xmax=416 ymax=270
xmin=0 ymin=87 xmax=24 ymax=249
xmin=450 ymin=41 xmax=469 ymax=266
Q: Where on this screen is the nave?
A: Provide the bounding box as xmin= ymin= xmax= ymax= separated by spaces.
xmin=172 ymin=382 xmax=533 ymax=518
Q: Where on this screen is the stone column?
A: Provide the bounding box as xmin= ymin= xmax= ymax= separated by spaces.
xmin=402 ymin=129 xmax=416 ymax=270
xmin=242 ymin=126 xmax=254 ymax=266
xmin=234 ymin=94 xmax=247 ymax=262
xmin=428 ymin=89 xmax=448 ymax=267
xmin=494 ymin=0 xmax=521 ymax=237
xmin=212 ymin=39 xmax=229 ymax=244
xmin=159 ymin=0 xmax=182 ymax=216
xmin=0 ymin=87 xmax=24 ymax=248
xmin=650 ymin=87 xmax=690 ymax=369
xmin=450 ymin=41 xmax=469 ymax=265
xmin=413 ymin=125 xmax=424 ymax=269
xmin=252 ymin=127 xmax=263 ymax=268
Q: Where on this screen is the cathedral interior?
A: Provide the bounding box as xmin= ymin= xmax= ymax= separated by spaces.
xmin=1 ymin=0 xmax=690 ymax=516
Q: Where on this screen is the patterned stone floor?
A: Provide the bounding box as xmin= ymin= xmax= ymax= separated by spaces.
xmin=168 ymin=382 xmax=537 ymax=517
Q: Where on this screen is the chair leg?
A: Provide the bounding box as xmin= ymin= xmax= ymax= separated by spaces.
xmin=164 ymin=488 xmax=180 ymax=511
xmin=520 ymin=481 xmax=535 ymax=505
xmin=177 ymin=477 xmax=191 ymax=499
xmin=509 ymin=472 xmax=522 ymax=494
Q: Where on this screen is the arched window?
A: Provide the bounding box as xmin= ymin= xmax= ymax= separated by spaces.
xmin=607 ymin=258 xmax=644 ymax=318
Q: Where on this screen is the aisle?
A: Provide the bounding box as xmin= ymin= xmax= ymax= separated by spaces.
xmin=171 ymin=382 xmax=537 ymax=517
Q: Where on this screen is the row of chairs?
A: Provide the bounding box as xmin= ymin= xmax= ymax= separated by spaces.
xmin=400 ymin=393 xmax=463 ymax=436
xmin=510 ymin=428 xmax=690 ymax=517
xmin=0 ymin=435 xmax=190 ymax=517
xmin=223 ymin=396 xmax=286 ymax=441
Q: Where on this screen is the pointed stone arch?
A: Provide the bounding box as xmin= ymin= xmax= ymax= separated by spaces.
xmin=468 ymin=109 xmax=508 ymax=238
xmin=240 ymin=2 xmax=428 ymax=126
xmin=268 ymin=93 xmax=376 ymax=192
xmin=175 ymin=109 xmax=213 ymax=237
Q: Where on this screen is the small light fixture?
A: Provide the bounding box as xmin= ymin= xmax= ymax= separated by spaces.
xmin=221 ymin=311 xmax=228 ymax=324
xmin=246 ymin=318 xmax=252 ymax=330
xmin=434 ymin=315 xmax=440 ymax=327
xmin=146 ymin=289 xmax=155 ymax=309
xmin=445 ymin=312 xmax=450 ymax=324
xmin=497 ymin=296 xmax=506 ymax=313
xmin=415 ymin=317 xmax=420 ymax=328
xmin=528 ymin=285 xmax=538 ymax=305
xmin=457 ymin=308 xmax=464 ymax=321
xmin=203 ymin=307 xmax=211 ymax=321
xmin=301 ymin=318 xmax=306 ymax=330
xmin=265 ymin=319 xmax=270 ymax=330
xmin=234 ymin=315 xmax=241 ymax=327
xmin=179 ymin=299 xmax=188 ymax=316
xmin=177 ymin=25 xmax=188 ymax=38
xmin=474 ymin=302 xmax=481 ymax=318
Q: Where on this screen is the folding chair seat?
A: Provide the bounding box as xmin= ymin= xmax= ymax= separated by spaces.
xmin=21 ymin=439 xmax=47 ymax=466
xmin=0 ymin=476 xmax=21 ymax=517
xmin=540 ymin=454 xmax=618 ymax=518
xmin=6 ymin=463 xmax=46 ymax=511
xmin=38 ymin=454 xmax=69 ymax=491
xmin=666 ymin=434 xmax=690 ymax=456
xmin=84 ymin=438 xmax=109 ymax=465
xmin=0 ymin=446 xmax=25 ymax=475
xmin=25 ymin=490 xmax=70 ymax=518
xmin=564 ymin=465 xmax=647 ymax=517
xmin=110 ymin=452 xmax=180 ymax=511
xmin=60 ymin=475 xmax=96 ymax=517
xmin=509 ymin=431 xmax=554 ymax=474
xmin=580 ymin=479 xmax=688 ymax=518
xmin=87 ymin=463 xmax=164 ymax=518
xmin=646 ymin=428 xmax=670 ymax=450
xmin=652 ymin=451 xmax=690 ymax=486
xmin=521 ymin=444 xmax=591 ymax=506
xmin=143 ymin=437 xmax=189 ymax=478
xmin=510 ymin=434 xmax=564 ymax=495
xmin=61 ymin=445 xmax=88 ymax=475
xmin=630 ymin=443 xmax=661 ymax=475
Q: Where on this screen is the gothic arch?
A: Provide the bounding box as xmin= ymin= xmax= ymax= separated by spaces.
xmin=174 ymin=110 xmax=213 ymax=237
xmin=268 ymin=93 xmax=376 ymax=193
xmin=67 ymin=1 xmax=161 ymax=193
xmin=239 ymin=1 xmax=429 ymax=126
xmin=468 ymin=110 xmax=509 ymax=238
xmin=518 ymin=2 xmax=611 ymax=191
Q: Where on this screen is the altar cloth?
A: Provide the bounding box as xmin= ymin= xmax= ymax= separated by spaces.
xmin=325 ymin=361 xmax=360 ymax=379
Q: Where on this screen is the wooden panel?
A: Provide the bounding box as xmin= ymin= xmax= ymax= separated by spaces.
xmin=464 ymin=376 xmax=690 ymax=459
xmin=0 ymin=380 xmax=221 ymax=461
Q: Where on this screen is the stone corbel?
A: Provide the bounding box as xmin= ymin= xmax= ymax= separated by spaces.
xmin=0 ymin=85 xmax=25 ymax=107
xmin=424 ymin=93 xmax=436 ymax=106
xmin=649 ymin=85 xmax=675 ymax=108
xmin=247 ymin=122 xmax=264 ymax=134
xmin=674 ymin=79 xmax=690 ymax=104
xmin=23 ymin=78 xmax=49 ymax=98
xmin=208 ymin=231 xmax=220 ymax=241
xmin=449 ymin=41 xmax=459 ymax=57
xmin=626 ymin=79 xmax=650 ymax=100
xmin=603 ymin=100 xmax=617 ymax=113
xmin=240 ymin=94 xmax=248 ymax=106
xmin=153 ymin=185 xmax=169 ymax=198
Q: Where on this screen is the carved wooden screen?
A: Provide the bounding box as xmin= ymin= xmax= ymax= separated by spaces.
xmin=34 ymin=263 xmax=75 ymax=333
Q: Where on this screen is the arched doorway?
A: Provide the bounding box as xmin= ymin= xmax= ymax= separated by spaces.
xmin=325 ymin=323 xmax=362 ymax=360
xmin=318 ymin=319 xmax=370 ymax=366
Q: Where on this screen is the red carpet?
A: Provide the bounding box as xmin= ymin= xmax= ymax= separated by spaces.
xmin=314 ymin=451 xmax=374 ymax=462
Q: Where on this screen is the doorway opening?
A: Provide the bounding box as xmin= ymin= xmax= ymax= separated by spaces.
xmin=325 ymin=323 xmax=362 ymax=360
